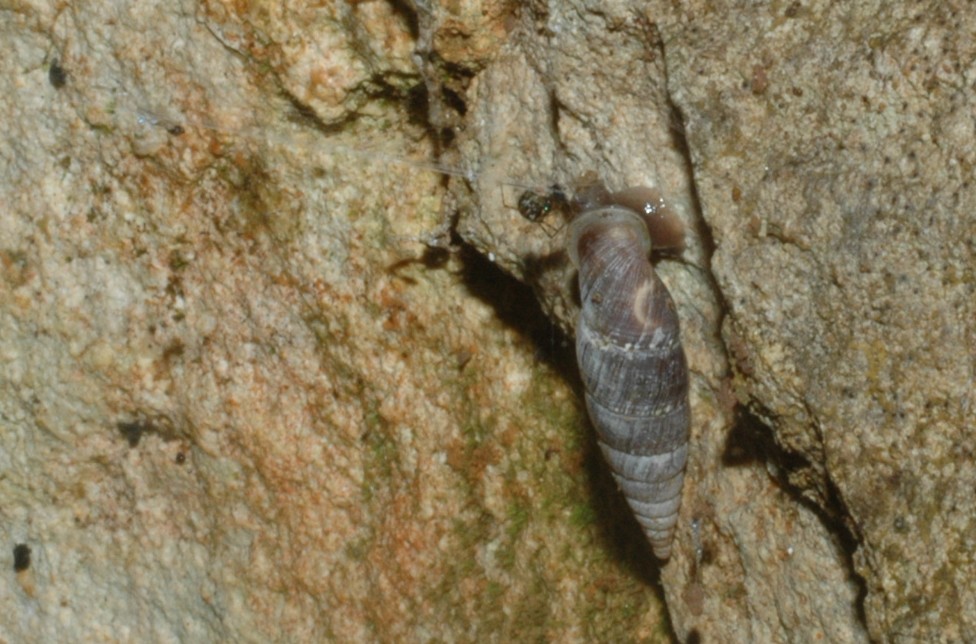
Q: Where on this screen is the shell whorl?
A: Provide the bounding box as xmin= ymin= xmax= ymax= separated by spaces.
xmin=569 ymin=202 xmax=690 ymax=560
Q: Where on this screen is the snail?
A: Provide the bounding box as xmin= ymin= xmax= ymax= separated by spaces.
xmin=521 ymin=175 xmax=690 ymax=560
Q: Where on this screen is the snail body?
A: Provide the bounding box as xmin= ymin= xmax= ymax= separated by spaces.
xmin=566 ymin=180 xmax=690 ymax=560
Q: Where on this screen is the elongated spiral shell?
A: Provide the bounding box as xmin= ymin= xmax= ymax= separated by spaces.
xmin=568 ymin=197 xmax=690 ymax=560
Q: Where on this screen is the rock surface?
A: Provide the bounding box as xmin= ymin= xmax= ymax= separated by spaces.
xmin=0 ymin=1 xmax=669 ymax=641
xmin=449 ymin=0 xmax=973 ymax=641
xmin=450 ymin=2 xmax=865 ymax=641
xmin=2 ymin=0 xmax=973 ymax=641
xmin=664 ymin=2 xmax=976 ymax=640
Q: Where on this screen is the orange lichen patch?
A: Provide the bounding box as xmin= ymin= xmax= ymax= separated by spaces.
xmin=432 ymin=0 xmax=515 ymax=68
xmin=717 ymin=378 xmax=740 ymax=416
xmin=376 ymin=283 xmax=418 ymax=334
xmin=352 ymin=0 xmax=416 ymax=61
xmin=0 ymin=249 xmax=31 ymax=288
xmin=445 ymin=435 xmax=502 ymax=482
xmin=683 ymin=581 xmax=705 ymax=616
xmin=15 ymin=568 xmax=37 ymax=599
xmin=306 ymin=57 xmax=364 ymax=108
xmin=750 ymin=63 xmax=769 ymax=95
xmin=497 ymin=421 xmax=520 ymax=448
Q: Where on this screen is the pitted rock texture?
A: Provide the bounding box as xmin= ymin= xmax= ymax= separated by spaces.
xmin=0 ymin=1 xmax=669 ymax=641
xmin=450 ymin=0 xmax=973 ymax=641
xmin=663 ymin=2 xmax=976 ymax=640
xmin=3 ymin=0 xmax=972 ymax=641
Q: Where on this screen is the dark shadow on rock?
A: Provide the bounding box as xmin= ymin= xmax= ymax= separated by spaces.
xmin=721 ymin=407 xmax=782 ymax=467
xmin=578 ymin=417 xmax=666 ymax=590
xmin=723 ymin=407 xmax=868 ymax=631
xmin=452 ymin=239 xmax=670 ymax=607
xmin=454 ymin=242 xmax=577 ymax=378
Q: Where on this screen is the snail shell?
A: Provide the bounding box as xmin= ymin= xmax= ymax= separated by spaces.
xmin=568 ymin=186 xmax=690 ymax=560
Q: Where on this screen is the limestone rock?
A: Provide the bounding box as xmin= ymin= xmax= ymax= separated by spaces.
xmin=664 ymin=2 xmax=976 ymax=640
xmin=451 ymin=0 xmax=973 ymax=641
xmin=450 ymin=2 xmax=864 ymax=641
xmin=4 ymin=0 xmax=972 ymax=641
xmin=0 ymin=1 xmax=668 ymax=640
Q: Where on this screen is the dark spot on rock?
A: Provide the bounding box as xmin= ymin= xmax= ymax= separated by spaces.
xmin=117 ymin=421 xmax=148 ymax=447
xmin=49 ymin=59 xmax=67 ymax=88
xmin=13 ymin=544 xmax=31 ymax=572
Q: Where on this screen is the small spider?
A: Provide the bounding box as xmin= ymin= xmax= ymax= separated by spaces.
xmin=515 ymin=184 xmax=569 ymax=236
